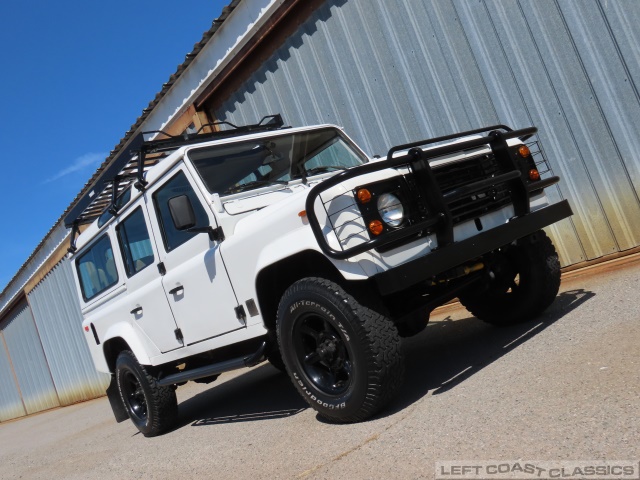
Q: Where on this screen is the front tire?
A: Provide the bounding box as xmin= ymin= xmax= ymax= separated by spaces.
xmin=115 ymin=350 xmax=178 ymax=437
xmin=459 ymin=230 xmax=560 ymax=326
xmin=277 ymin=277 xmax=404 ymax=423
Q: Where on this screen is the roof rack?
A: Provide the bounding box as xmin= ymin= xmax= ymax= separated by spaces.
xmin=65 ymin=114 xmax=285 ymax=252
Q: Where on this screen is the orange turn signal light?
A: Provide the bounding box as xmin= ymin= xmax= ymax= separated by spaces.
xmin=518 ymin=145 xmax=531 ymax=157
xmin=357 ymin=188 xmax=372 ymax=204
xmin=368 ymin=220 xmax=384 ymax=236
xmin=298 ymin=210 xmax=307 ymax=217
xmin=529 ymin=168 xmax=540 ymax=181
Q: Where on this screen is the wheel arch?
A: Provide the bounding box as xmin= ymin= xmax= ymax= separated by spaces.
xmin=255 ymin=249 xmax=384 ymax=334
xmin=255 ymin=250 xmax=342 ymax=333
xmin=101 ymin=323 xmax=154 ymax=373
xmin=103 ymin=337 xmax=132 ymax=373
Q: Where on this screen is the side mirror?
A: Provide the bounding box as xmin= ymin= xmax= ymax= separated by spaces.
xmin=168 ymin=195 xmax=196 ymax=230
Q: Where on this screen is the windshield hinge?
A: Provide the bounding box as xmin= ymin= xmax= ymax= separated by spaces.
xmin=210 ymin=226 xmax=225 ymax=242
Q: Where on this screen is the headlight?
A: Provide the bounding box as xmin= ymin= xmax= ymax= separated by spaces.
xmin=377 ymin=193 xmax=404 ymax=227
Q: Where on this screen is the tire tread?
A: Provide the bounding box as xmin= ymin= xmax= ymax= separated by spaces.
xmin=277 ymin=277 xmax=404 ymax=423
xmin=116 ymin=350 xmax=178 ymax=437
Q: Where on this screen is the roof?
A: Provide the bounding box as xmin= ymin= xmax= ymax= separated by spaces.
xmin=0 ymin=0 xmax=241 ymax=298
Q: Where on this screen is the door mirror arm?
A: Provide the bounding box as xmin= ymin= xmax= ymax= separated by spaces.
xmin=187 ymin=226 xmax=225 ymax=242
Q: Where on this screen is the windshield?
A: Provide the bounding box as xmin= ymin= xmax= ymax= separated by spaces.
xmin=187 ymin=128 xmax=366 ymax=195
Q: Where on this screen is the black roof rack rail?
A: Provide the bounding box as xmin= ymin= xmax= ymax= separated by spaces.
xmin=64 ymin=114 xmax=285 ymax=238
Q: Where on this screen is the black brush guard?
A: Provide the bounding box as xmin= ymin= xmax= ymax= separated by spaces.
xmin=304 ymin=125 xmax=572 ymax=294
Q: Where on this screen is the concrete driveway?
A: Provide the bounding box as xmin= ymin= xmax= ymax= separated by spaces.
xmin=1 ymin=257 xmax=638 ymax=479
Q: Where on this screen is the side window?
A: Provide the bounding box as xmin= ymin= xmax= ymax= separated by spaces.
xmin=76 ymin=235 xmax=119 ymax=301
xmin=153 ymin=170 xmax=209 ymax=252
xmin=116 ymin=207 xmax=155 ymax=276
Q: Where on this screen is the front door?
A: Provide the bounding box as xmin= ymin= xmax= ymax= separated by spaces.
xmin=146 ymin=166 xmax=244 ymax=346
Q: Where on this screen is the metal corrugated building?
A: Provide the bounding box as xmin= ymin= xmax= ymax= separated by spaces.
xmin=2 ymin=0 xmax=639 ymax=422
xmin=0 ymin=300 xmax=60 ymax=416
xmin=27 ymin=259 xmax=110 ymax=406
xmin=212 ymin=0 xmax=640 ymax=267
xmin=0 ymin=332 xmax=26 ymax=421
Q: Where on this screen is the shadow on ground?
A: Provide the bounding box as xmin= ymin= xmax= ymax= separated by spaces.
xmin=174 ymin=288 xmax=593 ymax=431
xmin=383 ymin=288 xmax=594 ymax=417
xmin=176 ymin=364 xmax=307 ymax=429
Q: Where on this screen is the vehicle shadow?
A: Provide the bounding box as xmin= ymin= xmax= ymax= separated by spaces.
xmin=176 ymin=364 xmax=307 ymax=429
xmin=174 ymin=288 xmax=593 ymax=431
xmin=380 ymin=288 xmax=595 ymax=418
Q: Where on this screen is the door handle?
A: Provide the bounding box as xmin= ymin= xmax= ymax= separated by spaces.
xmin=130 ymin=306 xmax=143 ymax=315
xmin=169 ymin=285 xmax=184 ymax=295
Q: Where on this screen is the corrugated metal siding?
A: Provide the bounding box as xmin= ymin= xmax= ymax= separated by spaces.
xmin=28 ymin=259 xmax=110 ymax=406
xmin=0 ymin=334 xmax=26 ymax=421
xmin=1 ymin=301 xmax=60 ymax=415
xmin=215 ymin=0 xmax=640 ymax=266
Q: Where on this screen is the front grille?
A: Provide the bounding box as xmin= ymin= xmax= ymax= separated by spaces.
xmin=433 ymin=154 xmax=512 ymax=225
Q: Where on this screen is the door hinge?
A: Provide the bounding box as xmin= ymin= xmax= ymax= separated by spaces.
xmin=174 ymin=328 xmax=184 ymax=344
xmin=157 ymin=262 xmax=166 ymax=275
xmin=234 ymin=305 xmax=247 ymax=325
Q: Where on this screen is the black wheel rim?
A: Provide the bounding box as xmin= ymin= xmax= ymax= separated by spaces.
xmin=487 ymin=249 xmax=524 ymax=299
xmin=121 ymin=370 xmax=148 ymax=423
xmin=292 ymin=313 xmax=353 ymax=396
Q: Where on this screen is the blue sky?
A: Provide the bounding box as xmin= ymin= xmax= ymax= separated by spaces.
xmin=0 ymin=1 xmax=228 ymax=290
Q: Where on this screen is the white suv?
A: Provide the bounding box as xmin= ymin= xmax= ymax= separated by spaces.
xmin=66 ymin=115 xmax=572 ymax=436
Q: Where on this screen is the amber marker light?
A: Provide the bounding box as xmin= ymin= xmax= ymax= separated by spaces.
xmin=298 ymin=210 xmax=307 ymax=217
xmin=368 ymin=220 xmax=384 ymax=236
xmin=518 ymin=145 xmax=531 ymax=157
xmin=357 ymin=188 xmax=372 ymax=204
xmin=529 ymin=168 xmax=541 ymax=181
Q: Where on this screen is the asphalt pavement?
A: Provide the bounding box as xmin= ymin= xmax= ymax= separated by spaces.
xmin=1 ymin=256 xmax=638 ymax=479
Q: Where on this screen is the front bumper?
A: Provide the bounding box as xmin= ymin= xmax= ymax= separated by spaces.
xmin=374 ymin=200 xmax=573 ymax=295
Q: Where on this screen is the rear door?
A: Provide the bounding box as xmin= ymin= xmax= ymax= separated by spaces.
xmin=114 ymin=205 xmax=183 ymax=352
xmin=145 ymin=165 xmax=244 ymax=346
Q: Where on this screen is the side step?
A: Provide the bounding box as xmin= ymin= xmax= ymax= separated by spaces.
xmin=156 ymin=341 xmax=268 ymax=387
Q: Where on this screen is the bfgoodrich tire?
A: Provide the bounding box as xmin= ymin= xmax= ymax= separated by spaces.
xmin=459 ymin=230 xmax=561 ymax=326
xmin=277 ymin=277 xmax=404 ymax=423
xmin=115 ymin=350 xmax=178 ymax=437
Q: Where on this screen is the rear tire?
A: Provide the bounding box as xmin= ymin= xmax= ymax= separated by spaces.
xmin=459 ymin=230 xmax=560 ymax=326
xmin=115 ymin=350 xmax=178 ymax=437
xmin=277 ymin=277 xmax=404 ymax=423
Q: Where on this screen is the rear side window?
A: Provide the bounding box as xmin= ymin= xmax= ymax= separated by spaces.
xmin=76 ymin=235 xmax=119 ymax=301
xmin=116 ymin=207 xmax=154 ymax=276
xmin=153 ymin=171 xmax=209 ymax=252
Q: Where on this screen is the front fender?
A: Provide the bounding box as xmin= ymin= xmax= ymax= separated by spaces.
xmin=255 ymin=224 xmax=368 ymax=281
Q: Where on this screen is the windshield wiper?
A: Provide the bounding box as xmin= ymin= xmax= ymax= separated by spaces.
xmin=305 ymin=165 xmax=348 ymax=176
xmin=224 ymin=179 xmax=288 ymax=194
